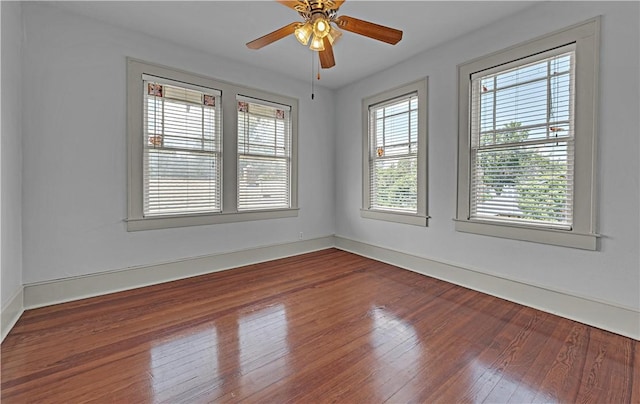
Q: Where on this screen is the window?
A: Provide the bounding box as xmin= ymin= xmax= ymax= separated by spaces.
xmin=127 ymin=59 xmax=298 ymax=231
xmin=362 ymin=79 xmax=428 ymax=226
xmin=237 ymin=97 xmax=292 ymax=211
xmin=143 ymin=76 xmax=222 ymax=217
xmin=471 ymin=47 xmax=575 ymax=228
xmin=370 ymin=94 xmax=418 ymax=212
xmin=456 ymin=18 xmax=599 ymax=249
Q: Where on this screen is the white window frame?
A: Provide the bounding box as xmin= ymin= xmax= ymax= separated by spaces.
xmin=142 ymin=74 xmax=223 ymax=218
xmin=236 ymin=95 xmax=293 ymax=212
xmin=127 ymin=59 xmax=298 ymax=231
xmin=455 ymin=18 xmax=600 ymax=250
xmin=361 ymin=78 xmax=429 ymax=226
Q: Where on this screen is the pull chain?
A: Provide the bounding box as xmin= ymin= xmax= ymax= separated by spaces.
xmin=311 ymin=52 xmax=315 ymax=100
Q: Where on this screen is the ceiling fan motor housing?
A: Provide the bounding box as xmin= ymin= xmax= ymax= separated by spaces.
xmin=298 ymin=1 xmax=338 ymax=23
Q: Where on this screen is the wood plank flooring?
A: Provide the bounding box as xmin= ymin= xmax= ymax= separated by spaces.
xmin=1 ymin=248 xmax=638 ymax=403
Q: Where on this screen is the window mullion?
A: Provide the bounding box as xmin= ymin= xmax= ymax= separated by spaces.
xmin=201 ymin=105 xmax=205 ymax=151
xmin=546 ymin=59 xmax=552 ymax=139
xmin=408 ymin=107 xmax=412 ymax=153
xmin=381 ymin=112 xmax=386 ymax=150
xmin=492 ymin=76 xmax=497 ymax=143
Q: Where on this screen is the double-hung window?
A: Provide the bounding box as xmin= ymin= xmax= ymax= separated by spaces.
xmin=237 ymin=97 xmax=292 ymax=211
xmin=127 ymin=59 xmax=298 ymax=231
xmin=470 ymin=47 xmax=575 ymax=228
xmin=143 ymin=76 xmax=222 ymax=217
xmin=362 ymin=79 xmax=428 ymax=226
xmin=456 ymin=18 xmax=599 ymax=249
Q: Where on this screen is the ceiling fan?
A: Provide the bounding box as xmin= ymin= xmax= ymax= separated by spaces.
xmin=246 ymin=0 xmax=403 ymax=69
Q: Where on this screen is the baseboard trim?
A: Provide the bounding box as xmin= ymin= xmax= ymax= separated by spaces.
xmin=24 ymin=236 xmax=335 ymax=310
xmin=12 ymin=234 xmax=639 ymax=342
xmin=1 ymin=287 xmax=24 ymax=343
xmin=335 ymin=235 xmax=640 ymax=340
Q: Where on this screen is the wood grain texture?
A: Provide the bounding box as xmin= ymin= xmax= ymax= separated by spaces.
xmin=1 ymin=249 xmax=638 ymax=403
xmin=336 ymin=15 xmax=403 ymax=45
xmin=246 ymin=22 xmax=299 ymax=49
xmin=319 ymin=37 xmax=335 ymax=69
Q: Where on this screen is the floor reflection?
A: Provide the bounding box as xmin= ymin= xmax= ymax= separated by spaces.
xmin=369 ymin=306 xmax=422 ymax=400
xmin=238 ymin=304 xmax=289 ymax=397
xmin=468 ymin=357 xmax=547 ymax=403
xmin=150 ymin=327 xmax=219 ymax=401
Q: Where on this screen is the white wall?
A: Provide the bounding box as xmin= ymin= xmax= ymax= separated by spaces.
xmin=20 ymin=3 xmax=335 ymax=284
xmin=13 ymin=1 xmax=640 ymax=327
xmin=1 ymin=1 xmax=24 ymax=309
xmin=335 ymin=2 xmax=640 ymax=311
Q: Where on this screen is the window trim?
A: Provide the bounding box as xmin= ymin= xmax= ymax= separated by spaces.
xmin=361 ymin=78 xmax=429 ymax=226
xmin=127 ymin=58 xmax=298 ymax=231
xmin=142 ymin=74 xmax=223 ymax=217
xmin=455 ymin=18 xmax=600 ymax=250
xmin=236 ymin=95 xmax=293 ymax=212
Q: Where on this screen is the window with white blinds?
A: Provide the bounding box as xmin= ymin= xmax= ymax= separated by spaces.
xmin=369 ymin=94 xmax=418 ymax=213
xmin=128 ymin=59 xmax=298 ymax=231
xmin=455 ymin=18 xmax=599 ymax=249
xmin=470 ymin=46 xmax=575 ymax=229
xmin=361 ymin=79 xmax=428 ymax=226
xmin=237 ymin=96 xmax=291 ymax=211
xmin=143 ymin=76 xmax=222 ymax=217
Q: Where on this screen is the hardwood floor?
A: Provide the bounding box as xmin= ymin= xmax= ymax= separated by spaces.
xmin=1 ymin=248 xmax=638 ymax=403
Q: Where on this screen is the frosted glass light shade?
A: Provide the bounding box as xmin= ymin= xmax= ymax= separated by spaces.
xmin=295 ymin=23 xmax=313 ymax=45
xmin=312 ymin=18 xmax=331 ymax=38
xmin=327 ymin=25 xmax=342 ymax=45
xmin=309 ymin=34 xmax=325 ymax=51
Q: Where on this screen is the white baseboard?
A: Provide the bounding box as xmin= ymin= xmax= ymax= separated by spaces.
xmin=8 ymin=234 xmax=638 ymax=342
xmin=23 ymin=235 xmax=335 ymax=310
xmin=1 ymin=287 xmax=24 ymax=343
xmin=335 ymin=235 xmax=640 ymax=341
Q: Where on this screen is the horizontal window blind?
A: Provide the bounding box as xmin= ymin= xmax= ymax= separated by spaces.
xmin=143 ymin=77 xmax=222 ymax=217
xmin=237 ymin=96 xmax=291 ymax=211
xmin=470 ymin=46 xmax=575 ymax=229
xmin=369 ymin=94 xmax=418 ymax=213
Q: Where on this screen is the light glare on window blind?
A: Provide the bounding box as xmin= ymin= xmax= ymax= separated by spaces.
xmin=470 ymin=47 xmax=575 ymax=229
xmin=143 ymin=77 xmax=222 ymax=217
xmin=237 ymin=97 xmax=291 ymax=211
xmin=369 ymin=94 xmax=418 ymax=213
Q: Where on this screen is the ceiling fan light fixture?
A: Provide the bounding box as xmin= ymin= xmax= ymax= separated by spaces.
xmin=312 ymin=17 xmax=331 ymax=38
xmin=245 ymin=0 xmax=404 ymax=70
xmin=327 ymin=24 xmax=342 ymax=45
xmin=309 ymin=34 xmax=325 ymax=51
xmin=294 ymin=22 xmax=313 ymax=45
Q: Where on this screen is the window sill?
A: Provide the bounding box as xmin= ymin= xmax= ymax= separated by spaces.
xmin=127 ymin=208 xmax=299 ymax=231
xmin=361 ymin=209 xmax=429 ymax=226
xmin=453 ymin=219 xmax=598 ymax=250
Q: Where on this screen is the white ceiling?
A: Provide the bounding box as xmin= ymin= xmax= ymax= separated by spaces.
xmin=51 ymin=1 xmax=538 ymax=89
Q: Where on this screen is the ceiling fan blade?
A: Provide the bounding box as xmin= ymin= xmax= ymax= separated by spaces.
xmin=246 ymin=22 xmax=299 ymax=50
xmin=276 ymin=0 xmax=307 ymax=11
xmin=331 ymin=0 xmax=346 ymax=9
xmin=335 ymin=15 xmax=402 ymax=45
xmin=319 ymin=37 xmax=335 ymax=69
